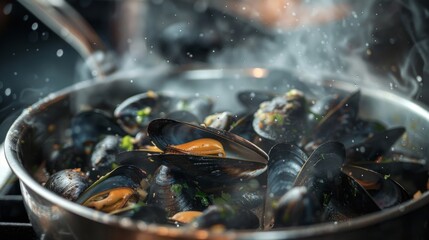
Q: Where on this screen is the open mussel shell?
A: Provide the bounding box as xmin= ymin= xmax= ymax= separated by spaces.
xmin=188 ymin=204 xmax=260 ymax=230
xmin=149 ymin=153 xmax=266 ymax=184
xmin=147 ymin=119 xmax=267 ymax=163
xmin=113 ymin=91 xmax=169 ymax=135
xmin=71 ymin=110 xmax=126 ymax=155
xmin=354 ymin=152 xmax=428 ymax=194
xmin=294 ymin=142 xmax=346 ymax=193
xmin=346 ymin=127 xmax=406 ymax=162
xmin=252 ymin=90 xmax=307 ymax=143
xmin=114 ymin=91 xmax=213 ymax=135
xmin=267 ymin=143 xmax=308 ymax=198
xmin=312 ymin=91 xmax=361 ymax=142
xmin=44 ymin=169 xmax=90 ymax=201
xmin=115 ymin=150 xmax=162 ymax=176
xmin=203 ymin=112 xmax=237 ymax=131
xmin=146 ymin=165 xmax=209 ymax=217
xmin=341 ymin=165 xmax=410 ymax=209
xmin=229 ymin=114 xmax=275 ymax=152
xmin=76 ymin=165 xmax=148 ymax=213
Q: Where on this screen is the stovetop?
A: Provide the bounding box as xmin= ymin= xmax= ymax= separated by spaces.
xmin=0 ymin=146 xmax=37 ymax=240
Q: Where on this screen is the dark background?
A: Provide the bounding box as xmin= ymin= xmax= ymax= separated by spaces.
xmin=1 ymin=0 xmax=429 ymax=140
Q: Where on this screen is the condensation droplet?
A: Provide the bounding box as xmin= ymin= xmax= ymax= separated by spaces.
xmin=31 ymin=22 xmax=39 ymax=31
xmin=5 ymin=88 xmax=11 ymax=96
xmin=56 ymin=49 xmax=64 ymax=57
xmin=23 ymin=15 xmax=29 ymax=21
xmin=416 ymin=76 xmax=423 ymax=82
xmin=3 ymin=3 xmax=13 ymax=15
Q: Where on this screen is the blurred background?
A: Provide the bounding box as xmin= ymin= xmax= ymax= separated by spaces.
xmin=1 ymin=0 xmax=429 ymax=140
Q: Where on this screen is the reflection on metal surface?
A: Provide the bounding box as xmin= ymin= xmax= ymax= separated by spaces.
xmin=0 ymin=144 xmax=13 ymax=191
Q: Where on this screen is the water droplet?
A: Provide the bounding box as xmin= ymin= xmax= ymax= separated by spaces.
xmin=3 ymin=3 xmax=13 ymax=15
xmin=31 ymin=22 xmax=39 ymax=31
xmin=45 ymin=78 xmax=50 ymax=82
xmin=13 ymin=72 xmax=17 ymax=76
xmin=23 ymin=15 xmax=29 ymax=21
xmin=5 ymin=88 xmax=11 ymax=96
xmin=41 ymin=32 xmax=49 ymax=40
xmin=56 ymin=49 xmax=64 ymax=57
xmin=416 ymin=76 xmax=422 ymax=82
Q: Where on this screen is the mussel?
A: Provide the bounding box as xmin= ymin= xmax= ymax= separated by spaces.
xmin=76 ymin=165 xmax=148 ymax=213
xmin=45 ymin=168 xmax=90 ymax=201
xmin=147 ymin=119 xmax=268 ymax=184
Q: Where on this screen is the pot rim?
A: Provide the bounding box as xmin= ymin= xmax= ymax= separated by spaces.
xmin=4 ymin=67 xmax=429 ymax=239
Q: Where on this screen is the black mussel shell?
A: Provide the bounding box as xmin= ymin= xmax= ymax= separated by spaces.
xmin=189 ymin=204 xmax=260 ymax=230
xmin=309 ymin=94 xmax=343 ymax=118
xmin=147 ymin=118 xmax=267 ymax=164
xmin=229 ymin=114 xmax=275 ymax=152
xmin=165 ymin=110 xmax=200 ymax=124
xmin=331 ymin=170 xmax=381 ymax=217
xmin=238 ymin=90 xmax=276 ymax=111
xmin=341 ymin=165 xmax=410 ymax=209
xmin=346 ymin=127 xmax=406 ymax=162
xmin=355 ymin=153 xmax=428 ymax=194
xmin=46 ymin=144 xmax=87 ymax=174
xmin=113 ymin=205 xmax=169 ymax=224
xmin=273 ymin=186 xmax=322 ymax=228
xmin=114 ymin=91 xmax=167 ymax=135
xmin=312 ymin=91 xmax=360 ymax=142
xmin=45 ymin=169 xmax=90 ymax=201
xmin=146 ymin=165 xmax=209 ymax=217
xmin=253 ymin=90 xmax=307 ymax=144
xmin=204 ymin=112 xmax=237 ymax=131
xmin=267 ymin=143 xmax=308 ymax=199
xmin=71 ymin=110 xmax=126 ymax=155
xmin=76 ymin=165 xmax=148 ymax=212
xmin=294 ymin=142 xmax=346 ymax=195
xmin=149 ymin=153 xmax=266 ymax=184
xmin=91 ymin=135 xmax=121 ymax=170
xmin=115 ymin=150 xmax=161 ymax=176
xmin=114 ymin=91 xmax=213 ymax=135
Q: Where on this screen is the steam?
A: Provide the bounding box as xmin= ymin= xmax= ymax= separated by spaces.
xmin=205 ymin=0 xmax=428 ymax=99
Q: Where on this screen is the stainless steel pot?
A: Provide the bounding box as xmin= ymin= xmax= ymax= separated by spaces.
xmin=5 ymin=68 xmax=429 ymax=240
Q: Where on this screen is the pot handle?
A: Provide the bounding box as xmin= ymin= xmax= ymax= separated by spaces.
xmin=18 ymin=0 xmax=116 ymax=78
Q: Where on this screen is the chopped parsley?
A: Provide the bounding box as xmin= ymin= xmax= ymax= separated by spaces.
xmin=120 ymin=135 xmax=134 ymax=151
xmin=384 ymin=174 xmax=391 ymax=180
xmin=171 ymin=184 xmax=183 ymax=196
xmin=195 ymin=190 xmax=210 ymax=207
xmin=272 ymin=113 xmax=285 ymax=126
xmin=135 ymin=107 xmax=152 ymax=124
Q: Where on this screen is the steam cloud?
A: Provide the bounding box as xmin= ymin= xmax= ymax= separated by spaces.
xmin=203 ymin=0 xmax=428 ymax=101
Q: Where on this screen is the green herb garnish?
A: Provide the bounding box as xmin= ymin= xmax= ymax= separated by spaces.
xmin=171 ymin=184 xmax=183 ymax=196
xmin=120 ymin=135 xmax=134 ymax=151
xmin=135 ymin=107 xmax=152 ymax=124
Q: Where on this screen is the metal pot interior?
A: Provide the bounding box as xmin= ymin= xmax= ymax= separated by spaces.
xmin=5 ymin=68 xmax=429 ymax=239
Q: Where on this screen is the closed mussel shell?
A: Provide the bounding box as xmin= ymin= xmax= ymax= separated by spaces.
xmin=76 ymin=165 xmax=148 ymax=213
xmin=267 ymin=143 xmax=308 ymax=199
xmin=45 ymin=169 xmax=90 ymax=201
xmin=146 ymin=165 xmax=209 ymax=217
